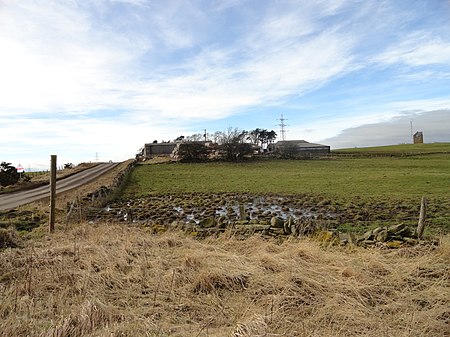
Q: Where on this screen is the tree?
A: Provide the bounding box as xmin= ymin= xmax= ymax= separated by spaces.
xmin=0 ymin=162 xmax=20 ymax=187
xmin=174 ymin=135 xmax=185 ymax=142
xmin=174 ymin=142 xmax=209 ymax=162
xmin=185 ymin=133 xmax=203 ymax=142
xmin=247 ymin=128 xmax=277 ymax=151
xmin=217 ymin=127 xmax=252 ymax=161
xmin=247 ymin=128 xmax=263 ymax=145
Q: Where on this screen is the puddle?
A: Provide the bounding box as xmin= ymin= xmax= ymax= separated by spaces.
xmin=92 ymin=194 xmax=336 ymax=225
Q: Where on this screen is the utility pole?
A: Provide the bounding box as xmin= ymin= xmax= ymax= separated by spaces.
xmin=95 ymin=152 xmax=99 ymax=162
xmin=204 ymin=129 xmax=207 ymax=142
xmin=410 ymin=120 xmax=413 ymax=144
xmin=277 ymin=114 xmax=288 ymax=141
xmin=49 ymin=155 xmax=57 ymax=233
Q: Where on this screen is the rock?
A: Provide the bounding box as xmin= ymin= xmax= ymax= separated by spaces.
xmin=270 ymin=228 xmax=285 ymax=235
xmin=270 ymin=217 xmax=284 ymax=228
xmin=395 ymin=226 xmax=412 ymax=237
xmin=316 ymin=230 xmax=340 ymax=246
xmin=217 ymin=215 xmax=228 ymax=228
xmin=387 ymin=223 xmax=406 ymax=235
xmin=363 ymin=229 xmax=374 ymax=240
xmin=170 ymin=221 xmax=183 ymax=230
xmin=403 ymin=237 xmax=418 ymax=245
xmin=239 ymin=204 xmax=249 ymax=220
xmin=198 ymin=217 xmax=216 ymax=228
xmin=386 ymin=240 xmax=403 ymax=248
xmin=376 ymin=228 xmax=388 ymax=242
xmin=372 ymin=227 xmax=382 ymax=236
xmin=283 ymin=217 xmax=294 ymax=235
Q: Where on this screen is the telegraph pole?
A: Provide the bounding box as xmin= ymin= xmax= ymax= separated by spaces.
xmin=49 ymin=155 xmax=57 ymax=233
xmin=410 ymin=121 xmax=413 ymax=143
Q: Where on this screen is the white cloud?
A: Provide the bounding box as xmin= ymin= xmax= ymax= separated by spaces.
xmin=375 ymin=33 xmax=450 ymax=66
xmin=0 ymin=1 xmax=141 ymax=116
xmin=321 ymin=110 xmax=450 ymax=149
xmin=387 ymin=98 xmax=450 ymax=112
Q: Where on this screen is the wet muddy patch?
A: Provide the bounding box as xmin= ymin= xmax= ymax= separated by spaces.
xmin=81 ymin=192 xmax=449 ymax=236
xmin=88 ymin=193 xmax=337 ymax=226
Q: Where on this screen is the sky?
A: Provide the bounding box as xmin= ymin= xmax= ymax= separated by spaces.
xmin=1 ymin=0 xmax=449 ymax=170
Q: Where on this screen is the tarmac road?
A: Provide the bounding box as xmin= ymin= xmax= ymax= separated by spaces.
xmin=0 ymin=162 xmax=119 ymax=211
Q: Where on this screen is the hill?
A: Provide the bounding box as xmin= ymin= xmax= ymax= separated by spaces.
xmin=334 ymin=142 xmax=450 ymax=154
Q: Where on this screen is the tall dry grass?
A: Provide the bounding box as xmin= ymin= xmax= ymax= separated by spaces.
xmin=0 ymin=223 xmax=449 ymax=337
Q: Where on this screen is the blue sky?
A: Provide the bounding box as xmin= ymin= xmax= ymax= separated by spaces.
xmin=1 ymin=0 xmax=449 ymax=169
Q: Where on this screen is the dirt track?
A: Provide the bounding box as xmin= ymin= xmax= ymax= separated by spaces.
xmin=0 ymin=162 xmax=119 ymax=210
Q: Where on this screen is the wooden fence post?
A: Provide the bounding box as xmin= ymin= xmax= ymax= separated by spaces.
xmin=416 ymin=196 xmax=427 ymax=239
xmin=49 ymin=155 xmax=57 ymax=233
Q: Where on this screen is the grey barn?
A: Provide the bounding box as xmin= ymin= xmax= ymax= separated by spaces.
xmin=269 ymin=140 xmax=330 ymax=155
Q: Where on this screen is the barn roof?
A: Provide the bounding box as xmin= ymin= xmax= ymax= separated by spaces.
xmin=275 ymin=140 xmax=329 ymax=148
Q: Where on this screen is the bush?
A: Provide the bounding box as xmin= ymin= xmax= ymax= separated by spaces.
xmin=0 ymin=162 xmax=20 ymax=186
xmin=0 ymin=227 xmax=22 ymax=249
xmin=172 ymin=142 xmax=210 ymax=162
xmin=220 ymin=142 xmax=253 ymax=161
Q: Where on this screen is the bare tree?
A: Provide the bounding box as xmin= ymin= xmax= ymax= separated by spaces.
xmin=217 ymin=127 xmax=252 ymax=160
xmin=185 ymin=133 xmax=204 ymax=142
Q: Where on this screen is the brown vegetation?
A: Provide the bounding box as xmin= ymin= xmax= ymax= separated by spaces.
xmin=1 ymin=223 xmax=449 ymax=336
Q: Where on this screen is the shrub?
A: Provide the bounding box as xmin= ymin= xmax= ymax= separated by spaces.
xmin=0 ymin=162 xmax=20 ymax=186
xmin=0 ymin=227 xmax=22 ymax=249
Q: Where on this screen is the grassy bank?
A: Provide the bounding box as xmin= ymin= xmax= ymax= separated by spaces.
xmin=1 ymin=223 xmax=449 ymax=337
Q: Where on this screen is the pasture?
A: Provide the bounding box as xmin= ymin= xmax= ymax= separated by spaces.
xmin=124 ymin=150 xmax=450 ymax=233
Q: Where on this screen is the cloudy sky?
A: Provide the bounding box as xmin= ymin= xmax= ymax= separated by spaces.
xmin=1 ymin=0 xmax=449 ymax=169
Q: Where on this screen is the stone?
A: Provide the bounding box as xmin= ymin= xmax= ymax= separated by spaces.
xmin=238 ymin=204 xmax=245 ymax=219
xmin=386 ymin=240 xmax=403 ymax=248
xmin=375 ymin=228 xmax=388 ymax=242
xmin=363 ymin=229 xmax=374 ymax=240
xmin=387 ymin=223 xmax=406 ymax=235
xmin=199 ymin=217 xmax=216 ymax=228
xmin=316 ymin=230 xmax=340 ymax=246
xmin=283 ymin=217 xmax=294 ymax=235
xmin=270 ymin=216 xmax=284 ymax=228
xmin=403 ymin=237 xmax=418 ymax=245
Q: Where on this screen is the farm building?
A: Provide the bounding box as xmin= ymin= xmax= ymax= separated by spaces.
xmin=142 ymin=141 xmax=213 ymax=159
xmin=414 ymin=132 xmax=424 ymax=144
xmin=143 ymin=142 xmax=177 ymax=158
xmin=269 ymin=140 xmax=330 ymax=155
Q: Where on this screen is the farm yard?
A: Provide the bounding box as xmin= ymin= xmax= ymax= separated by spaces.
xmin=1 ymin=144 xmax=449 ymax=336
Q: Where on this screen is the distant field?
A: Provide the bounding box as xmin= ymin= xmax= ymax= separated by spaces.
xmin=335 ymin=142 xmax=450 ymax=153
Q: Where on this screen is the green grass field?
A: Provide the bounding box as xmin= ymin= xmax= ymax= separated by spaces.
xmin=123 ymin=145 xmax=449 ymax=233
xmin=335 ymin=142 xmax=450 ymax=153
xmin=127 ymin=155 xmax=449 ymax=199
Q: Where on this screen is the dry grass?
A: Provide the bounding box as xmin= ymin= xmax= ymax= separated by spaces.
xmin=1 ymin=223 xmax=449 ymax=337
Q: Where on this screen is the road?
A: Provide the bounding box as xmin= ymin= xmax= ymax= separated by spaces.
xmin=0 ymin=162 xmax=119 ymax=211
